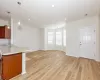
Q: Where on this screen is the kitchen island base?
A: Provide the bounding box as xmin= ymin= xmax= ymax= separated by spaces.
xmin=2 ymin=53 xmax=22 ymax=80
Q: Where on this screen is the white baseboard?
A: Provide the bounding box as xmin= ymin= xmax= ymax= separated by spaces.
xmin=21 ymin=71 xmax=26 ymax=75
xmin=65 ymin=53 xmax=79 ymax=58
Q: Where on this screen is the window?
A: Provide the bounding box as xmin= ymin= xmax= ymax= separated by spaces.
xmin=56 ymin=31 xmax=62 ymax=45
xmin=46 ymin=27 xmax=66 ymax=50
xmin=63 ymin=30 xmax=66 ymax=46
xmin=48 ymin=32 xmax=54 ymax=44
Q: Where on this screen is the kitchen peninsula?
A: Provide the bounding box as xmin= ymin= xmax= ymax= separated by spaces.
xmin=0 ymin=45 xmax=31 ymax=80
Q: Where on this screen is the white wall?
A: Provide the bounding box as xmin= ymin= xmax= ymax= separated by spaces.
xmin=12 ymin=21 xmax=40 ymax=51
xmin=66 ymin=15 xmax=100 ymax=61
xmin=0 ymin=19 xmax=8 ymax=26
xmin=40 ymin=28 xmax=45 ymax=50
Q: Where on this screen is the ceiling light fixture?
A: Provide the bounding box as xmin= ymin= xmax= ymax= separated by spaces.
xmin=52 ymin=5 xmax=55 ymax=7
xmin=18 ymin=21 xmax=21 ymax=25
xmin=65 ymin=18 xmax=67 ymax=20
xmin=7 ymin=26 xmax=10 ymax=29
xmin=28 ymin=19 xmax=30 ymax=21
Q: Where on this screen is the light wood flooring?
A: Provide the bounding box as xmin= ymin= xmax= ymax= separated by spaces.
xmin=11 ymin=50 xmax=100 ymax=80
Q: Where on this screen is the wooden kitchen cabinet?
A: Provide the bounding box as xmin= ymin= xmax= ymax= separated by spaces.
xmin=2 ymin=53 xmax=22 ymax=80
xmin=0 ymin=27 xmax=5 ymax=38
xmin=0 ymin=26 xmax=11 ymax=39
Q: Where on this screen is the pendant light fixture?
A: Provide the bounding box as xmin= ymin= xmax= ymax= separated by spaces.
xmin=7 ymin=11 xmax=11 ymax=29
xmin=17 ymin=1 xmax=22 ymax=30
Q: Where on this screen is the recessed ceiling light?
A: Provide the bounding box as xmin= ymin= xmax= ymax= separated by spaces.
xmin=52 ymin=5 xmax=55 ymax=7
xmin=18 ymin=21 xmax=20 ymax=25
xmin=65 ymin=18 xmax=67 ymax=20
xmin=28 ymin=19 xmax=30 ymax=21
xmin=7 ymin=26 xmax=10 ymax=29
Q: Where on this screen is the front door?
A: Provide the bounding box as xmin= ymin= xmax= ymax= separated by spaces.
xmin=80 ymin=27 xmax=96 ymax=59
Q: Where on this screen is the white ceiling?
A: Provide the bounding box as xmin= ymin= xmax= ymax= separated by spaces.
xmin=0 ymin=0 xmax=100 ymax=27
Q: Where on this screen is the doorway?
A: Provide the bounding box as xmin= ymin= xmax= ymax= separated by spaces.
xmin=80 ymin=27 xmax=96 ymax=59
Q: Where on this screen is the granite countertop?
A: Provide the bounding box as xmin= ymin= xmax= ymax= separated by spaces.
xmin=0 ymin=45 xmax=33 ymax=56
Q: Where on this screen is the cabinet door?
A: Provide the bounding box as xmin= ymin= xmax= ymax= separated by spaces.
xmin=0 ymin=27 xmax=5 ymax=38
xmin=5 ymin=26 xmax=11 ymax=39
xmin=2 ymin=53 xmax=22 ymax=80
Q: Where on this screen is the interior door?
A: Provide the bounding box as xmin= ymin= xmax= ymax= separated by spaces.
xmin=80 ymin=27 xmax=96 ymax=59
